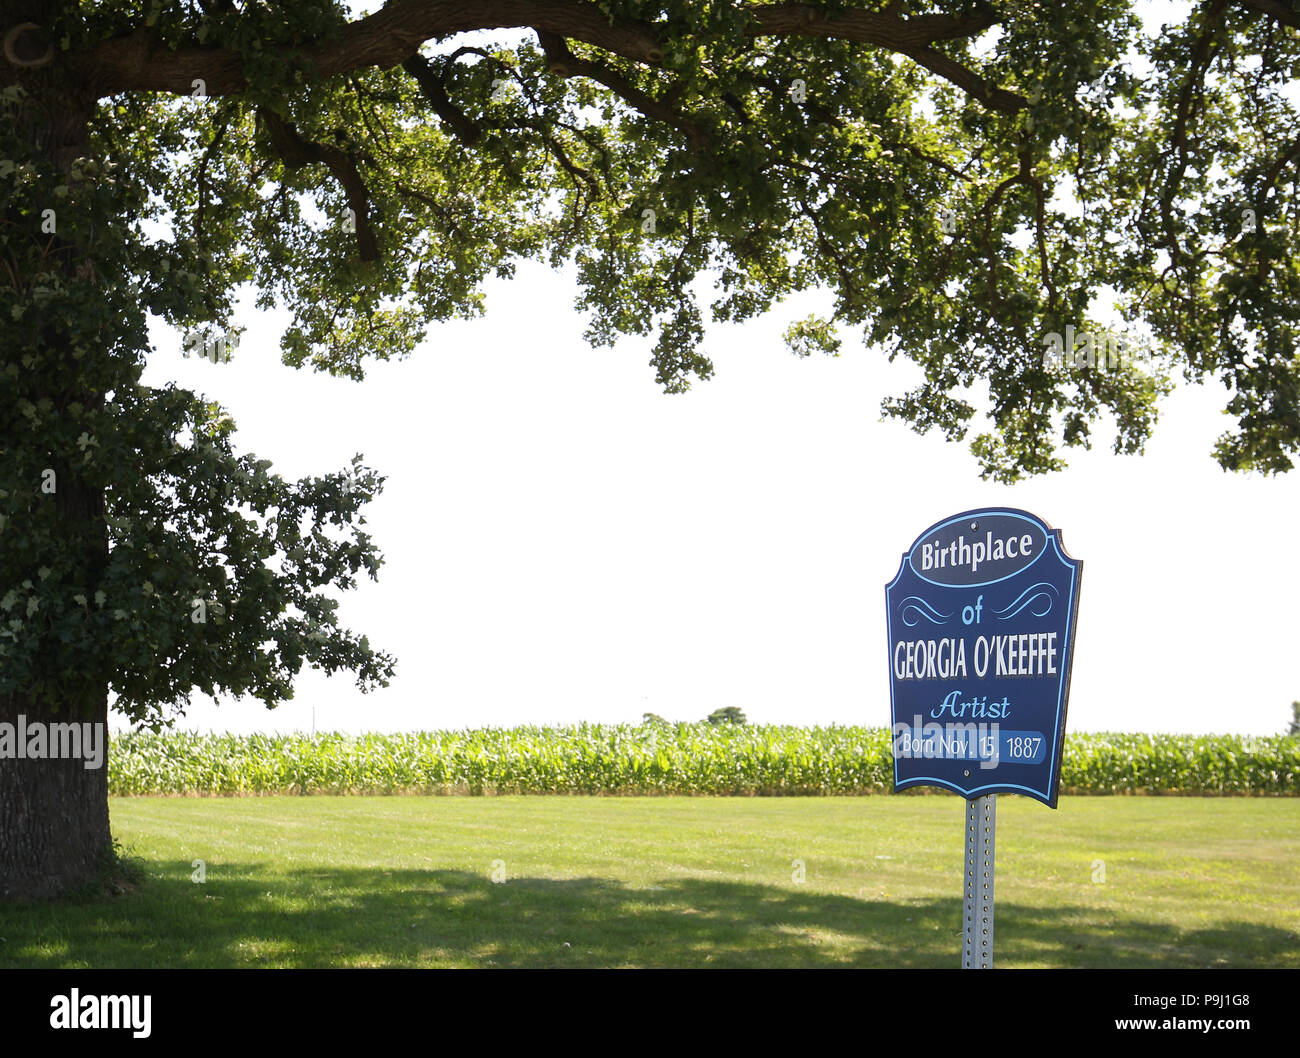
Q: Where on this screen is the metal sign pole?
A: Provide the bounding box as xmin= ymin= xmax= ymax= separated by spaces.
xmin=962 ymin=794 xmax=996 ymax=968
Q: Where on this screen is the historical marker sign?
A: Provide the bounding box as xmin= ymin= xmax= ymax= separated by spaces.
xmin=885 ymin=508 xmax=1082 ymax=807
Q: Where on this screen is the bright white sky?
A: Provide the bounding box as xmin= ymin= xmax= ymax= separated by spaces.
xmin=114 ymin=1 xmax=1298 ymax=739
xmin=124 ymin=258 xmax=1298 ymax=738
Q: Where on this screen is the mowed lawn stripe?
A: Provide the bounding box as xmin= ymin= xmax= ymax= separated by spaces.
xmin=0 ymin=797 xmax=1294 ymax=969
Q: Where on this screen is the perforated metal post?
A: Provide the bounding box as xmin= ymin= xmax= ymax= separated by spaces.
xmin=962 ymin=794 xmax=996 ymax=968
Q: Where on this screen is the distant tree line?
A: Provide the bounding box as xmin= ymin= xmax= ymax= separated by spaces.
xmin=642 ymin=707 xmax=747 ymax=726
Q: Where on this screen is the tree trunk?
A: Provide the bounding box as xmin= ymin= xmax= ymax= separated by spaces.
xmin=1 ymin=26 xmax=116 ymax=899
xmin=0 ymin=456 xmax=113 ymax=900
xmin=0 ymin=466 xmax=114 ymax=899
xmin=0 ymin=692 xmax=112 ymax=900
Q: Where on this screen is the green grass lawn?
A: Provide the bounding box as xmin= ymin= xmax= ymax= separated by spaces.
xmin=3 ymin=796 xmax=1297 ymax=968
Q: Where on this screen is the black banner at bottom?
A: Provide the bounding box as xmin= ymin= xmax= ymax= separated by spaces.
xmin=0 ymin=967 xmax=1293 ymax=1046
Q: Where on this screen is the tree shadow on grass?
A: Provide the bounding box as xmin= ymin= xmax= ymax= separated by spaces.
xmin=2 ymin=860 xmax=1296 ymax=969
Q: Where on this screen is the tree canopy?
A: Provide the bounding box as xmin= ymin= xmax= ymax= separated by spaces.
xmin=2 ymin=0 xmax=1299 ymax=731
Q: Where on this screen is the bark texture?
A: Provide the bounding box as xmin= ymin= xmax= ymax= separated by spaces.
xmin=0 ymin=693 xmax=112 ymax=900
xmin=1 ymin=24 xmax=113 ymax=899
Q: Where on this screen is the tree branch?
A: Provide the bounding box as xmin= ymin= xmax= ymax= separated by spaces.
xmin=535 ymin=31 xmax=710 ymax=148
xmin=86 ymin=0 xmax=664 ymax=96
xmin=742 ymin=2 xmax=1027 ymax=113
xmin=1157 ymin=0 xmax=1229 ymax=274
xmin=743 ymin=3 xmax=1001 ymax=46
xmin=891 ymin=43 xmax=1028 ymax=113
xmin=82 ymin=0 xmax=1023 ymax=116
xmin=259 ymin=109 xmax=380 ymax=262
xmin=1237 ymin=0 xmax=1300 ymax=30
xmin=401 ymin=53 xmax=482 ymax=145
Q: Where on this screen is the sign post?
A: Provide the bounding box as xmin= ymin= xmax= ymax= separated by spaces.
xmin=962 ymin=794 xmax=995 ymax=969
xmin=885 ymin=508 xmax=1082 ymax=967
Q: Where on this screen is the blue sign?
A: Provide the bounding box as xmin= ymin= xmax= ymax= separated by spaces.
xmin=885 ymin=508 xmax=1082 ymax=808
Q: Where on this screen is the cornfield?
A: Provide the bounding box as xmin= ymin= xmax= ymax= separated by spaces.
xmin=107 ymin=725 xmax=1300 ymax=797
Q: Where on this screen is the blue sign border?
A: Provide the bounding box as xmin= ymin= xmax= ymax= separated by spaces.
xmin=885 ymin=507 xmax=1083 ymax=808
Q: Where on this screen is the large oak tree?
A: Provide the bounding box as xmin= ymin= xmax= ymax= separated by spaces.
xmin=2 ymin=0 xmax=1297 ymax=898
